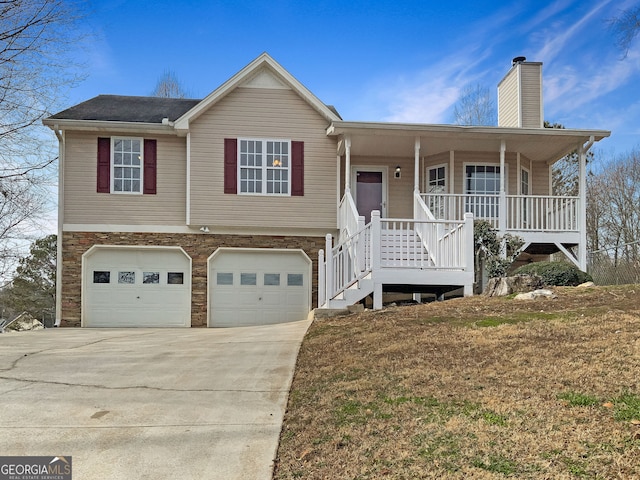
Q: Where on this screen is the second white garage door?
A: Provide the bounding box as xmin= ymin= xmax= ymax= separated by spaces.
xmin=209 ymin=249 xmax=311 ymax=327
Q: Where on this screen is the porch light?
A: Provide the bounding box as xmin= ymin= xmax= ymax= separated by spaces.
xmin=395 ymin=165 xmax=401 ymax=179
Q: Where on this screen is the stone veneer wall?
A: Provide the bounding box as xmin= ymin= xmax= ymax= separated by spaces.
xmin=61 ymin=231 xmax=326 ymax=327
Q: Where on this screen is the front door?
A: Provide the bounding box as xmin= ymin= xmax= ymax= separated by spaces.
xmin=353 ymin=168 xmax=386 ymax=223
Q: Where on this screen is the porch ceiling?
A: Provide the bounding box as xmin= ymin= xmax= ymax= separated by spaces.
xmin=327 ymin=121 xmax=610 ymax=163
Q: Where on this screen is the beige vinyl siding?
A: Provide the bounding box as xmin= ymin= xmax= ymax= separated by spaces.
xmin=498 ymin=67 xmax=520 ymax=128
xmin=530 ymin=159 xmax=550 ymax=195
xmin=520 ymin=64 xmax=543 ymax=128
xmin=189 ymin=87 xmax=337 ymax=231
xmin=63 ymin=131 xmax=186 ymax=226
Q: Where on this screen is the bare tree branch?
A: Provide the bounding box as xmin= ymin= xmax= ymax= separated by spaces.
xmin=608 ymin=5 xmax=640 ymax=58
xmin=0 ymin=0 xmax=88 ymax=279
xmin=452 ymin=84 xmax=496 ymax=126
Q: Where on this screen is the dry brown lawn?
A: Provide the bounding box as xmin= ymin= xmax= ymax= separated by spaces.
xmin=273 ymin=285 xmax=640 ymax=479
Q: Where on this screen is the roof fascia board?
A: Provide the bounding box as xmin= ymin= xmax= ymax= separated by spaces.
xmin=326 ymin=121 xmax=610 ymax=141
xmin=174 ymin=53 xmax=340 ymax=131
xmin=42 ymin=119 xmax=178 ymax=135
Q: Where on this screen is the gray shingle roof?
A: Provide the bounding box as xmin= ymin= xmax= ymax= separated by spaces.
xmin=47 ymin=95 xmax=202 ymax=123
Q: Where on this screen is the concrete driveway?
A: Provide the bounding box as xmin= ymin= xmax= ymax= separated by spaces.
xmin=0 ymin=319 xmax=311 ymax=479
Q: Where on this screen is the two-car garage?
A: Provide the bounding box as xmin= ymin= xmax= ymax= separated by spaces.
xmin=82 ymin=246 xmax=311 ymax=328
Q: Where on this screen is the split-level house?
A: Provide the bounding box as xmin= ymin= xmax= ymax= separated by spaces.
xmin=44 ymin=53 xmax=609 ymax=327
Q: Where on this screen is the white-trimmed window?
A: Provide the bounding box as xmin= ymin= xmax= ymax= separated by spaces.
xmin=112 ymin=137 xmax=143 ymax=193
xmin=426 ymin=164 xmax=448 ymax=218
xmin=465 ymin=164 xmax=505 ymax=219
xmin=239 ymin=138 xmax=290 ymax=195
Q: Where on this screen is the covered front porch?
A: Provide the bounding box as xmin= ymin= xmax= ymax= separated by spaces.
xmin=318 ymin=121 xmax=609 ymax=309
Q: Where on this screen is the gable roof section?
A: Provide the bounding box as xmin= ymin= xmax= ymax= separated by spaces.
xmin=173 ymin=53 xmax=341 ymax=131
xmin=47 ymin=95 xmax=201 ymax=123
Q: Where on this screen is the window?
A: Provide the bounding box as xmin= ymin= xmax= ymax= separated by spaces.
xmin=240 ymin=273 xmax=257 ymax=286
xmin=168 ymin=272 xmax=185 ymax=285
xmin=428 ymin=165 xmax=447 ymax=193
xmin=521 ymin=167 xmax=530 ymax=226
xmin=427 ymin=165 xmax=447 ymax=217
xmin=239 ymin=139 xmax=290 ymax=195
xmin=97 ymin=137 xmax=156 ymax=195
xmin=118 ymin=271 xmax=135 ymax=284
xmin=287 ymin=273 xmax=304 ymax=286
xmin=264 ymin=273 xmax=280 ymax=286
xmin=216 ymin=272 xmax=233 ymax=285
xmin=465 ymin=165 xmax=502 ymax=219
xmin=112 ymin=138 xmax=143 ymax=193
xmin=93 ymin=271 xmax=110 ymax=284
xmin=143 ymin=272 xmax=160 ymax=284
xmin=521 ymin=168 xmax=530 ymax=196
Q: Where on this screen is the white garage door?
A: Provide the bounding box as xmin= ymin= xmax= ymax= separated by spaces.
xmin=209 ymin=249 xmax=311 ymax=327
xmin=84 ymin=247 xmax=191 ymax=327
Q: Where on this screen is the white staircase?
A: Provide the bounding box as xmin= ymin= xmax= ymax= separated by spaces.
xmin=318 ymin=192 xmax=474 ymax=310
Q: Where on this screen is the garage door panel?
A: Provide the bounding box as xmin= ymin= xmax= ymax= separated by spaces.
xmin=210 ymin=250 xmax=310 ymax=328
xmin=84 ymin=248 xmax=191 ymax=327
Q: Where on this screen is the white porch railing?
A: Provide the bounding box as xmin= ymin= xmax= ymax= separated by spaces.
xmin=506 ymin=195 xmax=579 ymax=231
xmin=319 ymin=208 xmax=474 ymax=306
xmin=324 ymin=223 xmax=372 ymax=301
xmin=421 ymin=193 xmax=580 ymax=232
xmin=338 ymin=191 xmax=364 ymax=241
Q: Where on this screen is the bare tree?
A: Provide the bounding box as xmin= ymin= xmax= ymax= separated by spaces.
xmin=151 ymin=69 xmax=190 ymax=98
xmin=452 ymin=83 xmax=496 ymax=126
xmin=609 ymin=5 xmax=640 ymax=57
xmin=0 ymin=0 xmax=87 ymax=279
xmin=587 ymin=148 xmax=640 ymax=262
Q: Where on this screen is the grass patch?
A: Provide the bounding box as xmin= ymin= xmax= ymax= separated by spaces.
xmin=274 ymin=285 xmax=640 ymax=479
xmin=612 ymin=392 xmax=640 ymax=421
xmin=472 ymin=455 xmax=519 ymax=475
xmin=557 ymin=391 xmax=600 ymax=407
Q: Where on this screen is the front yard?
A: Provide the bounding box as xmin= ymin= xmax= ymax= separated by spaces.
xmin=274 ymin=285 xmax=640 ymax=479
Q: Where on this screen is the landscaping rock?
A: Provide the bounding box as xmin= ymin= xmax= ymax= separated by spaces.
xmin=514 ymin=289 xmax=557 ymax=300
xmin=577 ymin=281 xmax=595 ymax=288
xmin=3 ymin=312 xmax=44 ymax=332
xmin=483 ymin=274 xmax=544 ymax=297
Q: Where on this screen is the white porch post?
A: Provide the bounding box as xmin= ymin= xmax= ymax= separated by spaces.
xmin=499 ymin=140 xmax=507 ymax=234
xmin=578 ymin=137 xmax=593 ymax=271
xmin=318 ymin=249 xmax=325 ymax=307
xmin=371 ymin=210 xmax=383 ymax=310
xmin=344 ymin=135 xmax=351 ymax=193
xmin=414 ymin=137 xmax=420 ymax=193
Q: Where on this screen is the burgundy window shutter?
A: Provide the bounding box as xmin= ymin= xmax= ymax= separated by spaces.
xmin=97 ymin=137 xmax=111 ymax=193
xmin=291 ymin=141 xmax=304 ymax=196
xmin=143 ymin=139 xmax=157 ymax=194
xmin=224 ymin=138 xmax=238 ymax=194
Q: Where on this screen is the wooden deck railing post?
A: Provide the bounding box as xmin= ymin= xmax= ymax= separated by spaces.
xmin=324 ymin=234 xmax=333 ymax=300
xmin=371 ymin=210 xmax=383 ymax=309
xmin=318 ymin=249 xmax=325 ymax=308
xmin=464 ymin=212 xmax=474 ymax=296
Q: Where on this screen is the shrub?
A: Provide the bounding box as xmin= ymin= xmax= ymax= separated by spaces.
xmin=513 ymin=261 xmax=592 ymax=287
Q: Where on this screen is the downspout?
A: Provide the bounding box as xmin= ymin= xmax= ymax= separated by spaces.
xmin=579 ymin=135 xmax=595 ymax=271
xmin=54 ymin=127 xmax=64 ymax=327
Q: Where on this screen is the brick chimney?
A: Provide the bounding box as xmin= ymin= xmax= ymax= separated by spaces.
xmin=497 ymin=57 xmax=543 ymax=128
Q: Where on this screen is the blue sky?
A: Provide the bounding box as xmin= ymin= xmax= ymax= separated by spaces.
xmin=69 ymin=0 xmax=639 ymax=155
